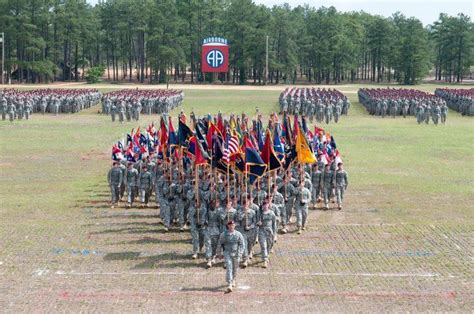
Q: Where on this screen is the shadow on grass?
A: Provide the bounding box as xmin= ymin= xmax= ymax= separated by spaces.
xmin=117 ymin=237 xmax=190 ymax=245
xmin=89 ymin=227 xmax=156 ymax=235
xmin=103 ymin=251 xmax=201 ymax=269
xmin=131 ymin=252 xmax=198 ymax=269
xmin=92 ymin=214 xmax=161 ymax=219
xmin=83 ymin=221 xmax=160 ymax=227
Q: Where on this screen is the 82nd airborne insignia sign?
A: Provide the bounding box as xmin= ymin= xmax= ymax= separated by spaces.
xmin=201 ymin=37 xmax=229 ymax=73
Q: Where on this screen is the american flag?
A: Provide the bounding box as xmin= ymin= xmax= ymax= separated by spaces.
xmin=223 ymin=133 xmax=240 ymax=163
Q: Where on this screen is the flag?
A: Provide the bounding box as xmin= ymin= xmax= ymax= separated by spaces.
xmin=112 ymin=144 xmax=124 ymax=160
xmin=260 ymin=129 xmax=282 ymax=172
xmin=245 ymin=147 xmax=267 ymax=184
xmin=168 ymin=116 xmax=178 ymax=147
xmin=273 ymin=124 xmax=285 ymax=160
xmin=217 ymin=112 xmax=224 ymax=134
xmin=292 ymin=114 xmax=299 ymax=142
xmin=283 ymin=113 xmax=293 ymax=146
xmin=295 ymin=124 xmax=316 ymax=164
xmin=189 ymin=136 xmax=208 ymax=165
xmin=159 ymin=117 xmax=168 ymax=148
xmin=223 ymin=132 xmax=240 ymax=164
xmin=195 ymin=137 xmax=209 ymax=165
xmin=302 ymin=115 xmax=308 ymax=134
xmin=195 ymin=120 xmax=208 ymax=151
xmin=206 ymin=122 xmax=222 ymax=149
xmin=178 ymin=119 xmax=193 ymax=146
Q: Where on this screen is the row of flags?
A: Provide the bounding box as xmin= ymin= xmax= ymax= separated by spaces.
xmin=112 ymin=112 xmax=343 ymax=183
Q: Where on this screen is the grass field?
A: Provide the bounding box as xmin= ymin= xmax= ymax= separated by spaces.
xmin=0 ymin=83 xmax=473 ymax=312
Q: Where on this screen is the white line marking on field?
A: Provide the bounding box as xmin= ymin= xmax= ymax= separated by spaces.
xmin=53 ymin=270 xmax=438 ymax=278
xmin=32 ymin=268 xmax=49 ymax=276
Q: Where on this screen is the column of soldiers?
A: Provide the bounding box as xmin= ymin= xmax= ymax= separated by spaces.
xmin=358 ymin=88 xmax=449 ymax=125
xmin=279 ymin=88 xmax=350 ymax=124
xmin=107 ymin=116 xmax=348 ymax=292
xmin=435 ymin=88 xmax=474 ymax=116
xmin=1 ymin=88 xmax=101 ymax=121
xmin=101 ymin=89 xmax=184 ymax=123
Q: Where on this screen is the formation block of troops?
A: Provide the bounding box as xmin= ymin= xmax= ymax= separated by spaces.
xmin=101 ymin=89 xmax=184 ymax=123
xmin=358 ymin=88 xmax=449 ymax=125
xmin=107 ymin=112 xmax=348 ymax=292
xmin=435 ymin=88 xmax=474 ymax=116
xmin=1 ymin=88 xmax=101 ymax=121
xmin=279 ymin=88 xmax=350 ymax=124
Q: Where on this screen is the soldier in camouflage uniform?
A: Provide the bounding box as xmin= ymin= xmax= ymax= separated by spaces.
xmin=295 ymin=181 xmax=311 ymax=234
xmin=138 ymin=165 xmax=153 ymax=207
xmin=258 ymin=200 xmax=277 ymax=268
xmin=125 ymin=162 xmax=139 ymax=208
xmin=335 ymin=162 xmax=348 ymax=210
xmin=107 ymin=161 xmax=123 ymax=208
xmin=217 ymin=220 xmax=245 ymax=292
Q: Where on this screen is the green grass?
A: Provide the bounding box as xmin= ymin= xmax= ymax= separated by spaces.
xmin=1 ymin=85 xmax=473 ymax=229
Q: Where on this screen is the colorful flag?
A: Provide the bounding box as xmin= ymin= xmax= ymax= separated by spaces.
xmin=260 ymin=129 xmax=282 ymax=172
xmin=295 ymin=124 xmax=316 ymax=164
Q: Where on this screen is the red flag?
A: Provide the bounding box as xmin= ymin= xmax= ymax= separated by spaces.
xmin=260 ymin=130 xmax=272 ymax=164
xmin=217 ymin=113 xmax=224 ymax=135
xmin=160 ymin=117 xmax=168 ymax=147
xmin=195 ymin=138 xmax=208 ymax=165
xmin=206 ymin=122 xmax=221 ymax=148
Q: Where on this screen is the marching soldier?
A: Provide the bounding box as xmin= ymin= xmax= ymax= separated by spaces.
xmin=107 ymin=161 xmax=123 ymax=208
xmin=217 ymin=220 xmax=245 ymax=293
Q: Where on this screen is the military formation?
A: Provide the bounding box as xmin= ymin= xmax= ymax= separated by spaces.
xmin=107 ymin=112 xmax=348 ymax=292
xmin=279 ymin=88 xmax=350 ymax=124
xmin=0 ymin=88 xmax=101 ymax=121
xmin=358 ymin=88 xmax=450 ymax=125
xmin=435 ymin=88 xmax=474 ymax=116
xmin=101 ymin=89 xmax=184 ymax=123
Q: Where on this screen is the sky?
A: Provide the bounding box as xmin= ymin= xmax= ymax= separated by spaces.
xmin=86 ymin=0 xmax=472 ymax=26
xmin=254 ymin=0 xmax=472 ymax=25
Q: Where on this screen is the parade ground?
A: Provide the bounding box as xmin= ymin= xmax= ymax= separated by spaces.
xmin=0 ymin=83 xmax=473 ymax=312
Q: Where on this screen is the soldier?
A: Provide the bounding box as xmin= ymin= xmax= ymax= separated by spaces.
xmin=125 ymin=162 xmax=139 ymax=208
xmin=138 ymin=165 xmax=153 ymax=207
xmin=440 ymin=102 xmax=448 ymax=124
xmin=324 ymin=104 xmax=332 ymax=124
xmin=295 ymin=180 xmax=311 ymax=234
xmin=257 ymin=200 xmax=277 ymax=268
xmin=204 ymin=200 xmax=223 ymax=268
xmin=416 ymin=105 xmax=424 ymax=124
xmin=424 ymin=105 xmax=430 ymax=125
xmin=221 ymin=200 xmax=238 ymax=227
xmin=8 ymin=102 xmax=16 ymax=122
xmin=311 ymin=163 xmax=322 ymax=207
xmin=189 ymin=199 xmax=207 ymax=259
xmin=270 ymin=184 xmax=284 ymax=239
xmin=335 ymin=162 xmax=348 ymax=210
xmin=110 ymin=102 xmax=117 ymax=122
xmin=217 ymin=220 xmax=245 ymax=293
xmin=107 ymin=161 xmax=123 ymax=208
xmin=237 ymin=196 xmax=257 ymax=268
xmin=118 ymin=100 xmax=126 ymax=123
xmin=322 ymin=163 xmax=333 ymax=210
xmin=1 ymin=96 xmax=7 ymax=120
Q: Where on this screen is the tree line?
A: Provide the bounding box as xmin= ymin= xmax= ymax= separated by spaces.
xmin=0 ymin=0 xmax=472 ymax=85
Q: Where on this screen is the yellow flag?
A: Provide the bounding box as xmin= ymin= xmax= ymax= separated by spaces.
xmin=229 ymin=116 xmax=236 ymax=131
xmin=296 ymin=127 xmax=316 ymax=164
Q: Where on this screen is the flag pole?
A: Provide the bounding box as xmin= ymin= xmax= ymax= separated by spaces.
xmin=227 ymin=162 xmax=230 ymax=202
xmin=195 ymin=164 xmax=199 ymax=205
